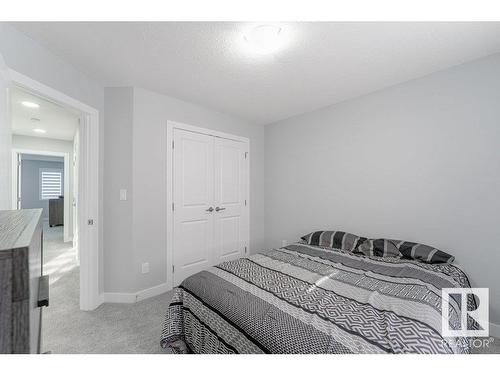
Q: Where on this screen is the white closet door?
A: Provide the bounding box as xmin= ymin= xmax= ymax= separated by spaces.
xmin=173 ymin=129 xmax=215 ymax=285
xmin=213 ymin=137 xmax=248 ymax=264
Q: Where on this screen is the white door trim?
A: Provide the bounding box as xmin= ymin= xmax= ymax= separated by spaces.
xmin=9 ymin=69 xmax=101 ymax=311
xmin=12 ymin=149 xmax=71 ymax=242
xmin=0 ymin=53 xmax=12 ymax=210
xmin=166 ymin=120 xmax=250 ymax=289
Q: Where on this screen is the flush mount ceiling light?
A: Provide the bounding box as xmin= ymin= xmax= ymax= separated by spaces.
xmin=33 ymin=128 xmax=46 ymax=134
xmin=22 ymin=101 xmax=40 ymax=108
xmin=243 ymin=24 xmax=284 ymax=54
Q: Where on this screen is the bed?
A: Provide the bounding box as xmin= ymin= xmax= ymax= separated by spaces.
xmin=160 ymin=242 xmax=473 ymax=354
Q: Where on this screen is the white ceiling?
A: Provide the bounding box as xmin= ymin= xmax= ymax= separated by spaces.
xmin=11 ymin=22 xmax=500 ymax=124
xmin=11 ymin=86 xmax=80 ymax=140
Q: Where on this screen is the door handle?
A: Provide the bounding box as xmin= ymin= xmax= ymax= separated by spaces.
xmin=215 ymin=206 xmax=226 ymax=212
xmin=206 ymin=207 xmax=214 ymax=212
xmin=38 ymin=275 xmax=49 ymax=307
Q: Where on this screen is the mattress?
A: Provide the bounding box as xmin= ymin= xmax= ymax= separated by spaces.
xmin=160 ymin=243 xmax=473 ymax=354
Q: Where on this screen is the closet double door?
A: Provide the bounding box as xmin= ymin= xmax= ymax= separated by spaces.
xmin=172 ymin=129 xmax=249 ymax=285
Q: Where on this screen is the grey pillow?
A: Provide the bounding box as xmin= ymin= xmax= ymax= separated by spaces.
xmin=355 ymin=238 xmax=455 ymax=264
xmin=301 ymin=231 xmax=366 ymax=252
xmin=396 ymin=241 xmax=455 ymax=264
xmin=355 ymin=239 xmax=400 ymax=257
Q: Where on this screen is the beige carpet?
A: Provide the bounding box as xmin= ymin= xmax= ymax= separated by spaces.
xmin=41 ymin=223 xmax=500 ymax=354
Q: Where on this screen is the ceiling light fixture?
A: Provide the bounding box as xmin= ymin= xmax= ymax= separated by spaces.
xmin=33 ymin=128 xmax=46 ymax=134
xmin=243 ymin=24 xmax=284 ymax=54
xmin=22 ymin=101 xmax=40 ymax=108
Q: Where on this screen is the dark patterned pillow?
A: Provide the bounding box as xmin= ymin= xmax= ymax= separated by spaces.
xmin=355 ymin=239 xmax=400 ymax=257
xmin=396 ymin=241 xmax=454 ymax=264
xmin=301 ymin=231 xmax=366 ymax=252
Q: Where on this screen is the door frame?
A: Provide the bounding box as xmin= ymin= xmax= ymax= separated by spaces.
xmin=12 ymin=149 xmax=71 ymax=242
xmin=9 ymin=69 xmax=100 ymax=311
xmin=166 ymin=120 xmax=250 ymax=289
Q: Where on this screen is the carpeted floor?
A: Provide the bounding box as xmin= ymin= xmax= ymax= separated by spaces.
xmin=43 ymin=267 xmax=174 ymax=354
xmin=42 ymin=223 xmax=173 ymax=354
xmin=41 ymin=223 xmax=499 ymax=354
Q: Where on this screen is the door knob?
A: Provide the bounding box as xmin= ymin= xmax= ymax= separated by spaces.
xmin=215 ymin=206 xmax=226 ymax=212
xmin=206 ymin=207 xmax=214 ymax=212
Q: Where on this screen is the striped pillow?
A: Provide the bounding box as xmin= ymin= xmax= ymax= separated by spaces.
xmin=396 ymin=241 xmax=455 ymax=264
xmin=355 ymin=238 xmax=455 ymax=263
xmin=301 ymin=231 xmax=366 ymax=252
xmin=355 ymin=239 xmax=400 ymax=257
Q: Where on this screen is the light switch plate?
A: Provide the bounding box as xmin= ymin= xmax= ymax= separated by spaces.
xmin=119 ymin=189 xmax=127 ymax=201
xmin=141 ymin=262 xmax=149 ymax=274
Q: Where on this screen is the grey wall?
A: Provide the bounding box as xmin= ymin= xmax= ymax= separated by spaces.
xmin=4 ymin=23 xmax=499 ymax=327
xmin=103 ymin=87 xmax=135 ymax=292
xmin=2 ymin=22 xmax=265 ymax=297
xmin=21 ymin=157 xmax=64 ymax=219
xmin=133 ymin=88 xmax=265 ymax=291
xmin=0 ymin=23 xmax=105 ymax=293
xmin=265 ymin=53 xmax=500 ymax=325
xmin=13 ymin=135 xmax=75 ymax=239
xmin=103 ymin=87 xmax=265 ymax=293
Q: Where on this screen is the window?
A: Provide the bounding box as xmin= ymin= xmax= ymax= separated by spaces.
xmin=39 ymin=168 xmax=63 ymax=200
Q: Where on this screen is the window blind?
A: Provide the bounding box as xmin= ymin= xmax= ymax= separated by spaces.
xmin=40 ymin=168 xmax=63 ymax=200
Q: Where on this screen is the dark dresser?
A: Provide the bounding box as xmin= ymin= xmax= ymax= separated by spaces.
xmin=48 ymin=197 xmax=64 ymax=227
xmin=0 ymin=209 xmax=46 ymax=354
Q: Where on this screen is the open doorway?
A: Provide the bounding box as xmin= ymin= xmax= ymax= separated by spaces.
xmin=10 ymin=86 xmax=84 ymax=352
xmin=17 ymin=152 xmax=78 ymax=277
xmin=11 ymin=85 xmax=80 ymax=262
xmin=3 ymin=65 xmax=100 ymax=316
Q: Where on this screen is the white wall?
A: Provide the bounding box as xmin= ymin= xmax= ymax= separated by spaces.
xmin=265 ymin=53 xmax=500 ymax=325
xmin=13 ymin=135 xmax=75 ymax=238
xmin=0 ymin=23 xmax=105 ymax=292
xmin=102 ymin=87 xmax=265 ymax=293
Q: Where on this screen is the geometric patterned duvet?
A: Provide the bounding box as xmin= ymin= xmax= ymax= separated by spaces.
xmin=160 ymin=243 xmax=474 ymax=354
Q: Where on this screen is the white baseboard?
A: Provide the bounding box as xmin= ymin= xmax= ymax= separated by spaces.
xmin=136 ymin=282 xmax=170 ymax=302
xmin=490 ymin=322 xmax=500 ymax=338
xmin=102 ymin=283 xmax=171 ymax=304
xmin=102 ymin=292 xmax=136 ymax=303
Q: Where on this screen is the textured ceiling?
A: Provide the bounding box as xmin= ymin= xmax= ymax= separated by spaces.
xmin=11 ymin=22 xmax=500 ymax=124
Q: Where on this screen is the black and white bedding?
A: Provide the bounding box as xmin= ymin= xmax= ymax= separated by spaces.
xmin=160 ymin=243 xmax=473 ymax=354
